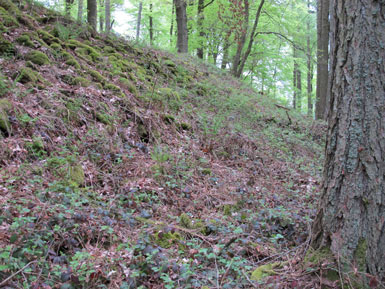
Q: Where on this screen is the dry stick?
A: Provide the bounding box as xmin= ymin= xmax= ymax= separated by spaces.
xmin=241 ymin=269 xmax=256 ymax=287
xmin=0 ymin=260 xmax=37 ymax=287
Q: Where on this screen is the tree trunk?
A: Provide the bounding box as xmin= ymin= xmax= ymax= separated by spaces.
xmin=149 ymin=3 xmax=153 ymax=45
xmin=196 ymin=0 xmax=205 ymax=59
xmin=175 ymin=0 xmax=188 ymax=53
xmin=293 ymin=47 xmax=298 ymax=109
xmin=311 ymin=0 xmax=385 ymax=282
xmin=306 ymin=0 xmax=313 ymax=117
xmin=297 ymin=63 xmax=302 ymax=110
xmin=105 ymin=0 xmax=110 ymax=33
xmin=77 ymin=0 xmax=83 ymax=22
xmin=235 ymin=0 xmax=265 ymax=78
xmin=221 ymin=44 xmax=229 ymax=69
xmin=136 ymin=1 xmax=143 ymax=40
xmin=65 ymin=0 xmax=74 ymax=16
xmin=231 ymin=0 xmax=249 ymax=77
xmin=87 ymin=0 xmax=97 ymax=31
xmin=315 ymin=0 xmax=329 ymax=120
xmin=170 ymin=0 xmax=175 ymax=44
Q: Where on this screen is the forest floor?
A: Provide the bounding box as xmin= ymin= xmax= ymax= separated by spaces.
xmin=0 ymin=0 xmax=332 ymax=288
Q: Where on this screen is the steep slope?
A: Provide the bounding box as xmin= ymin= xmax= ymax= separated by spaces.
xmin=0 ymin=1 xmax=326 ymax=287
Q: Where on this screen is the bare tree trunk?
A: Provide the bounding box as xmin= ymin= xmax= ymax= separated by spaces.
xmin=293 ymin=47 xmax=298 ymax=109
xmin=175 ymin=0 xmax=188 ymax=53
xmin=235 ymin=0 xmax=265 ymax=78
xmin=105 ymin=0 xmax=110 ymax=33
xmin=196 ymin=0 xmax=205 ymax=59
xmin=221 ymin=44 xmax=229 ymax=69
xmin=170 ymin=0 xmax=175 ymax=44
xmin=306 ymin=0 xmax=313 ymax=117
xmin=99 ymin=0 xmax=104 ymax=32
xmin=296 ymin=65 xmax=302 ymax=110
xmin=315 ymin=0 xmax=329 ymax=120
xmin=65 ymin=0 xmax=74 ymax=16
xmin=149 ymin=3 xmax=153 ymax=45
xmin=87 ymin=0 xmax=97 ymax=31
xmin=77 ymin=0 xmax=83 ymax=22
xmin=136 ymin=1 xmax=143 ymax=40
xmin=311 ymin=0 xmax=385 ymax=282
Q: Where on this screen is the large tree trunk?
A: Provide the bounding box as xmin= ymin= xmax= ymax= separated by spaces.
xmin=311 ymin=0 xmax=385 ymax=282
xmin=170 ymin=0 xmax=175 ymax=45
xmin=293 ymin=47 xmax=298 ymax=109
xmin=77 ymin=0 xmax=83 ymax=22
xmin=315 ymin=0 xmax=329 ymax=120
xmin=175 ymin=0 xmax=188 ymax=53
xmin=65 ymin=0 xmax=74 ymax=16
xmin=136 ymin=1 xmax=143 ymax=40
xmin=87 ymin=0 xmax=97 ymax=31
xmin=105 ymin=0 xmax=110 ymax=33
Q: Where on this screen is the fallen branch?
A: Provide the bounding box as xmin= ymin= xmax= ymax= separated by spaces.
xmin=0 ymin=260 xmax=37 ymax=287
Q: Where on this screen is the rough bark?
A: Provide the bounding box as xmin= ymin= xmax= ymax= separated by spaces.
xmin=293 ymin=47 xmax=298 ymax=109
xmin=311 ymin=0 xmax=385 ymax=281
xmin=175 ymin=0 xmax=188 ymax=53
xmin=170 ymin=0 xmax=175 ymax=44
xmin=87 ymin=0 xmax=97 ymax=31
xmin=136 ymin=1 xmax=143 ymax=40
xmin=315 ymin=0 xmax=329 ymax=120
xmin=65 ymin=0 xmax=74 ymax=16
xmin=77 ymin=0 xmax=83 ymax=22
xmin=105 ymin=0 xmax=110 ymax=33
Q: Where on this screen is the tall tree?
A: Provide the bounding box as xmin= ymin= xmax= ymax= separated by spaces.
xmin=65 ymin=0 xmax=74 ymax=16
xmin=175 ymin=0 xmax=188 ymax=53
xmin=136 ymin=1 xmax=143 ymax=40
xmin=149 ymin=3 xmax=154 ymax=44
xmin=99 ymin=0 xmax=104 ymax=31
xmin=87 ymin=0 xmax=97 ymax=30
xmin=105 ymin=0 xmax=111 ymax=33
xmin=315 ymin=0 xmax=329 ymax=120
xmin=311 ymin=0 xmax=385 ymax=283
xmin=306 ymin=0 xmax=313 ymax=117
xmin=78 ymin=0 xmax=83 ymax=22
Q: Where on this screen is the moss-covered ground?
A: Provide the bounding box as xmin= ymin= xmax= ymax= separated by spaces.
xmin=0 ymin=0 xmax=331 ymax=288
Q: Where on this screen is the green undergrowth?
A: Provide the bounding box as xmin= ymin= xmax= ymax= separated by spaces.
xmin=0 ymin=0 xmax=326 ymax=287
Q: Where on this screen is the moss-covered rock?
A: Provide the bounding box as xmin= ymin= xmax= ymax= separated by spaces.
xmin=15 ymin=67 xmax=38 ymax=84
xmin=37 ymin=29 xmax=60 ymax=45
xmin=0 ymin=35 xmax=15 ymax=56
xmin=0 ymin=0 xmax=18 ymax=13
xmin=96 ymin=112 xmax=111 ymax=125
xmin=69 ymin=164 xmax=85 ymax=186
xmin=26 ymin=50 xmax=50 ymax=65
xmin=103 ymin=45 xmax=115 ymax=53
xmin=50 ymin=42 xmax=62 ymax=51
xmin=68 ymin=39 xmax=101 ymax=62
xmin=0 ymin=7 xmax=18 ymax=27
xmin=16 ymin=34 xmax=34 ymax=47
xmin=89 ymin=69 xmax=105 ymax=83
xmin=59 ymin=51 xmax=81 ymax=69
xmin=0 ymin=98 xmax=12 ymax=135
xmin=250 ymin=263 xmax=281 ymax=281
xmin=179 ymin=213 xmax=192 ymax=229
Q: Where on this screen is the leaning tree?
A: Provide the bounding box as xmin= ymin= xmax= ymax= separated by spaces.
xmin=311 ymin=0 xmax=385 ymax=282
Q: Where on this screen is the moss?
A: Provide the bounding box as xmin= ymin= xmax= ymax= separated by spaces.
xmin=179 ymin=213 xmax=192 ymax=229
xmin=0 ymin=7 xmax=18 ymax=27
xmin=201 ymin=168 xmax=212 ymax=176
xmin=16 ymin=34 xmax=34 ymax=47
xmin=163 ymin=59 xmax=176 ymax=68
xmin=0 ymin=0 xmax=18 ymax=13
xmin=16 ymin=14 xmax=34 ymax=29
xmin=37 ymin=29 xmax=60 ymax=45
xmin=223 ymin=204 xmax=232 ymax=216
xmin=153 ymin=231 xmax=182 ymax=249
xmin=103 ymin=45 xmax=116 ymax=53
xmin=65 ymin=58 xmax=80 ymax=69
xmin=69 ymin=165 xmax=85 ymax=186
xmin=74 ymin=77 xmax=90 ymax=87
xmin=163 ymin=114 xmax=175 ymax=124
xmin=15 ymin=67 xmax=38 ymax=84
xmin=250 ymin=263 xmax=280 ymax=281
xmin=104 ymin=82 xmax=121 ymax=93
xmin=68 ymin=39 xmax=101 ymax=62
xmin=304 ymin=247 xmax=333 ymax=264
xmin=0 ymin=36 xmax=15 ymax=56
xmin=89 ymin=69 xmax=105 ymax=83
xmin=354 ymin=238 xmax=367 ymax=272
xmin=96 ymin=112 xmax=111 ymax=125
xmin=26 ymin=50 xmax=50 ymax=65
xmin=31 ymin=136 xmax=44 ymax=151
xmin=0 ymin=98 xmax=12 ymax=134
xmin=50 ymin=42 xmax=62 ymax=51
xmin=118 ymin=78 xmax=137 ymax=95
xmin=178 ymin=122 xmax=191 ymax=131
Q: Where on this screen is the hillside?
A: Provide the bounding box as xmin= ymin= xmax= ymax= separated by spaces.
xmin=0 ymin=0 xmax=326 ymax=287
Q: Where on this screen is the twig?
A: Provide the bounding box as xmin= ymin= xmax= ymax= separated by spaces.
xmin=242 ymin=269 xmax=256 ymax=288
xmin=0 ymin=260 xmax=37 ymax=287
xmin=214 ymin=255 xmax=220 ymax=289
xmin=220 ymin=258 xmax=234 ymax=286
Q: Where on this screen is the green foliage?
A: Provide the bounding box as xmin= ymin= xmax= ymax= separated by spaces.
xmin=0 ymin=98 xmax=12 ymax=134
xmin=0 ymin=6 xmax=19 ymax=27
xmin=16 ymin=34 xmax=34 ymax=47
xmin=15 ymin=67 xmax=39 ymax=84
xmin=0 ymin=35 xmax=15 ymax=56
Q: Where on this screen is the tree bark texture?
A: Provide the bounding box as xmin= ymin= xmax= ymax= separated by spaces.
xmin=311 ymin=0 xmax=385 ymax=280
xmin=170 ymin=0 xmax=175 ymax=44
xmin=197 ymin=0 xmax=205 ymax=59
xmin=306 ymin=0 xmax=313 ymax=117
xmin=136 ymin=1 xmax=143 ymax=40
xmin=315 ymin=0 xmax=329 ymax=120
xmin=65 ymin=0 xmax=74 ymax=16
xmin=77 ymin=0 xmax=83 ymax=22
xmin=293 ymin=47 xmax=298 ymax=109
xmin=175 ymin=0 xmax=188 ymax=53
xmin=87 ymin=0 xmax=97 ymax=31
xmin=105 ymin=0 xmax=110 ymax=33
